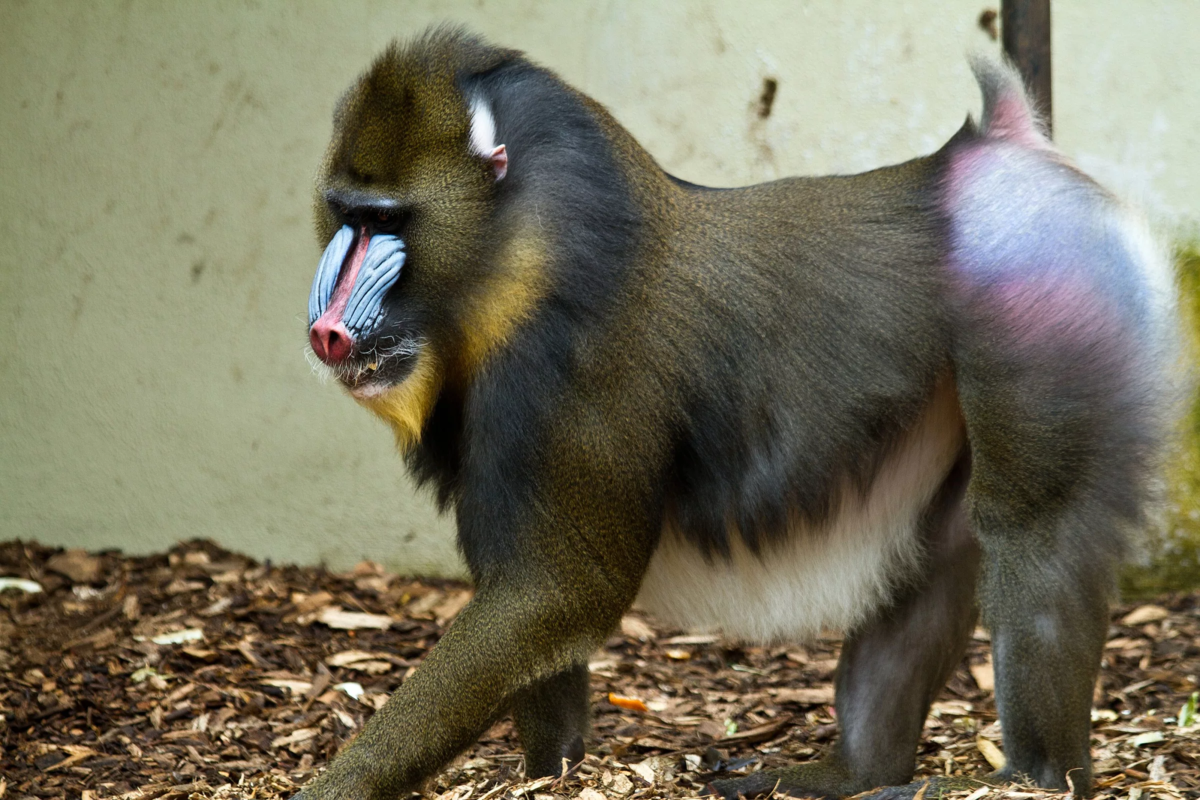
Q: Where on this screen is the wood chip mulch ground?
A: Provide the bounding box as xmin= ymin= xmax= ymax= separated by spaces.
xmin=1 ymin=540 xmax=1197 ymax=800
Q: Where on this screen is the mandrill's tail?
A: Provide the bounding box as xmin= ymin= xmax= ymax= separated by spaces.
xmin=967 ymin=53 xmax=1051 ymax=149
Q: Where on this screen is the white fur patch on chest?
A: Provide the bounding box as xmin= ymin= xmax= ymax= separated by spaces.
xmin=635 ymin=384 xmax=965 ymax=644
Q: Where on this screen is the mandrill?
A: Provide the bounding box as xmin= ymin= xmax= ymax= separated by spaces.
xmin=299 ymin=27 xmax=1178 ymax=800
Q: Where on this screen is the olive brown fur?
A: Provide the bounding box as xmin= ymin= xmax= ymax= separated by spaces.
xmin=298 ymin=27 xmax=1178 ymax=800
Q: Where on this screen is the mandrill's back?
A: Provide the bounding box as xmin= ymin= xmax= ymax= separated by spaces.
xmin=655 ymin=150 xmax=957 ymax=388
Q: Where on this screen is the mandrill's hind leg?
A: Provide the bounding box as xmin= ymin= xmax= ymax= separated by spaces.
xmin=512 ymin=663 xmax=590 ymax=778
xmin=710 ymin=460 xmax=979 ymax=799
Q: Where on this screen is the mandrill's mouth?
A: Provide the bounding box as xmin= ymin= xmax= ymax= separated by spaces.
xmin=312 ymin=336 xmax=425 ymax=398
xmin=340 ymin=361 xmax=385 ymax=396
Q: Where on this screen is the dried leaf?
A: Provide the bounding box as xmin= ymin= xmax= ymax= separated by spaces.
xmin=316 ymin=607 xmax=394 ymax=630
xmin=405 ymin=591 xmax=445 ymax=618
xmin=432 ymin=590 xmax=472 ymax=623
xmin=628 ymin=760 xmax=655 ymax=786
xmin=772 ymin=685 xmax=835 ymax=705
xmin=976 ymin=735 xmax=1006 ymax=770
xmin=198 ymin=597 xmax=231 ymax=617
xmin=68 ymin=628 xmax=117 ymax=650
xmin=620 ymin=615 xmax=656 ymax=642
xmin=1105 ymin=637 xmax=1145 ymax=650
xmin=235 ymin=637 xmax=261 ymax=667
xmin=1130 ymin=731 xmax=1164 ymax=746
xmin=325 ymin=649 xmax=383 ymax=667
xmin=148 ymin=628 xmax=204 ymax=645
xmin=161 ymin=729 xmax=203 ymax=741
xmin=607 ymin=773 xmax=633 ymax=795
xmin=608 ymin=693 xmax=648 ymax=713
xmin=1121 ymin=605 xmax=1170 ymax=626
xmin=722 ymin=718 xmax=789 ymax=743
xmin=44 ymin=745 xmax=96 ymax=772
xmin=0 ymin=577 xmax=42 ymax=593
xmin=166 ymin=682 xmax=196 ymax=703
xmin=662 ymin=634 xmax=719 ymax=645
xmin=305 ymin=665 xmax=332 ymax=702
xmin=46 ymin=549 xmax=102 ymax=583
xmin=364 ymin=692 xmax=389 ymax=710
xmin=261 ymin=679 xmax=313 ymax=695
xmin=270 ymin=728 xmax=319 ymax=748
xmin=344 ymin=560 xmax=380 ymax=578
xmin=181 ymin=646 xmax=219 ymax=661
xmin=291 ymin=591 xmax=334 ymax=615
xmin=334 ymin=682 xmax=365 ymax=700
xmin=931 ymin=700 xmax=973 ymax=717
xmin=969 ymin=655 xmax=995 ymax=692
xmin=587 ymin=657 xmax=619 ymax=674
xmin=130 ymin=666 xmax=163 ymax=684
xmin=811 ymin=658 xmax=839 ymax=677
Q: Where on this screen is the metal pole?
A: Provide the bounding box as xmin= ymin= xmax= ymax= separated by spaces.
xmin=1001 ymin=0 xmax=1052 ymax=136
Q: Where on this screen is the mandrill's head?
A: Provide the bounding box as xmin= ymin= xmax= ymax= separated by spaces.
xmin=307 ymin=30 xmax=525 ymax=450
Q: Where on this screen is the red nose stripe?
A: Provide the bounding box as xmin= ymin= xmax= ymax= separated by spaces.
xmin=310 ymin=227 xmax=370 ymax=364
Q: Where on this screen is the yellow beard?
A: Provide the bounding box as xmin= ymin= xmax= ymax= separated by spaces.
xmin=352 ymin=349 xmax=443 ymax=453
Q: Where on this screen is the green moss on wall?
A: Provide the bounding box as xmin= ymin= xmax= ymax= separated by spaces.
xmin=1122 ymin=245 xmax=1200 ymax=596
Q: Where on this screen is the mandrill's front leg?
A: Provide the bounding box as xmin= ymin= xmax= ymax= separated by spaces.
xmin=295 ymin=568 xmax=636 ymax=800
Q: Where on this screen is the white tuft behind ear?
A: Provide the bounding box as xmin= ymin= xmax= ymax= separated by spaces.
xmin=469 ymin=96 xmax=507 ymax=181
xmin=469 ymin=96 xmax=497 ymax=155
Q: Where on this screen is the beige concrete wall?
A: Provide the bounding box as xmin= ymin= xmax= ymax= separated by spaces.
xmin=2 ymin=1 xmax=1197 ymax=575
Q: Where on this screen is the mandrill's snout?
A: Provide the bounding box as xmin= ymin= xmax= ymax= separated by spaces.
xmin=307 ymin=224 xmax=407 ymax=367
xmin=309 ymin=317 xmax=354 ymax=364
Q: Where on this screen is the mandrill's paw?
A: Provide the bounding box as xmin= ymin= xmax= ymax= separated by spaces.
xmin=290 ymin=762 xmax=403 ymax=800
xmin=705 ymin=762 xmax=854 ymax=799
xmin=707 ymin=770 xmax=992 ymax=799
xmin=291 ymin=783 xmax=378 ymax=800
xmin=291 ymin=785 xmax=342 ymax=800
xmin=855 ymin=776 xmax=994 ymax=800
xmin=707 ymin=771 xmax=797 ymax=799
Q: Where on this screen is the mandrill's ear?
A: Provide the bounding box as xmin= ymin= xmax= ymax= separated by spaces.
xmin=469 ymin=95 xmax=508 ymax=181
xmin=486 ymin=144 xmax=508 ymax=181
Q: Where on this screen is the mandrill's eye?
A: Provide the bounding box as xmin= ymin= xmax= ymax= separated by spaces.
xmin=371 ymin=209 xmax=407 ymax=235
